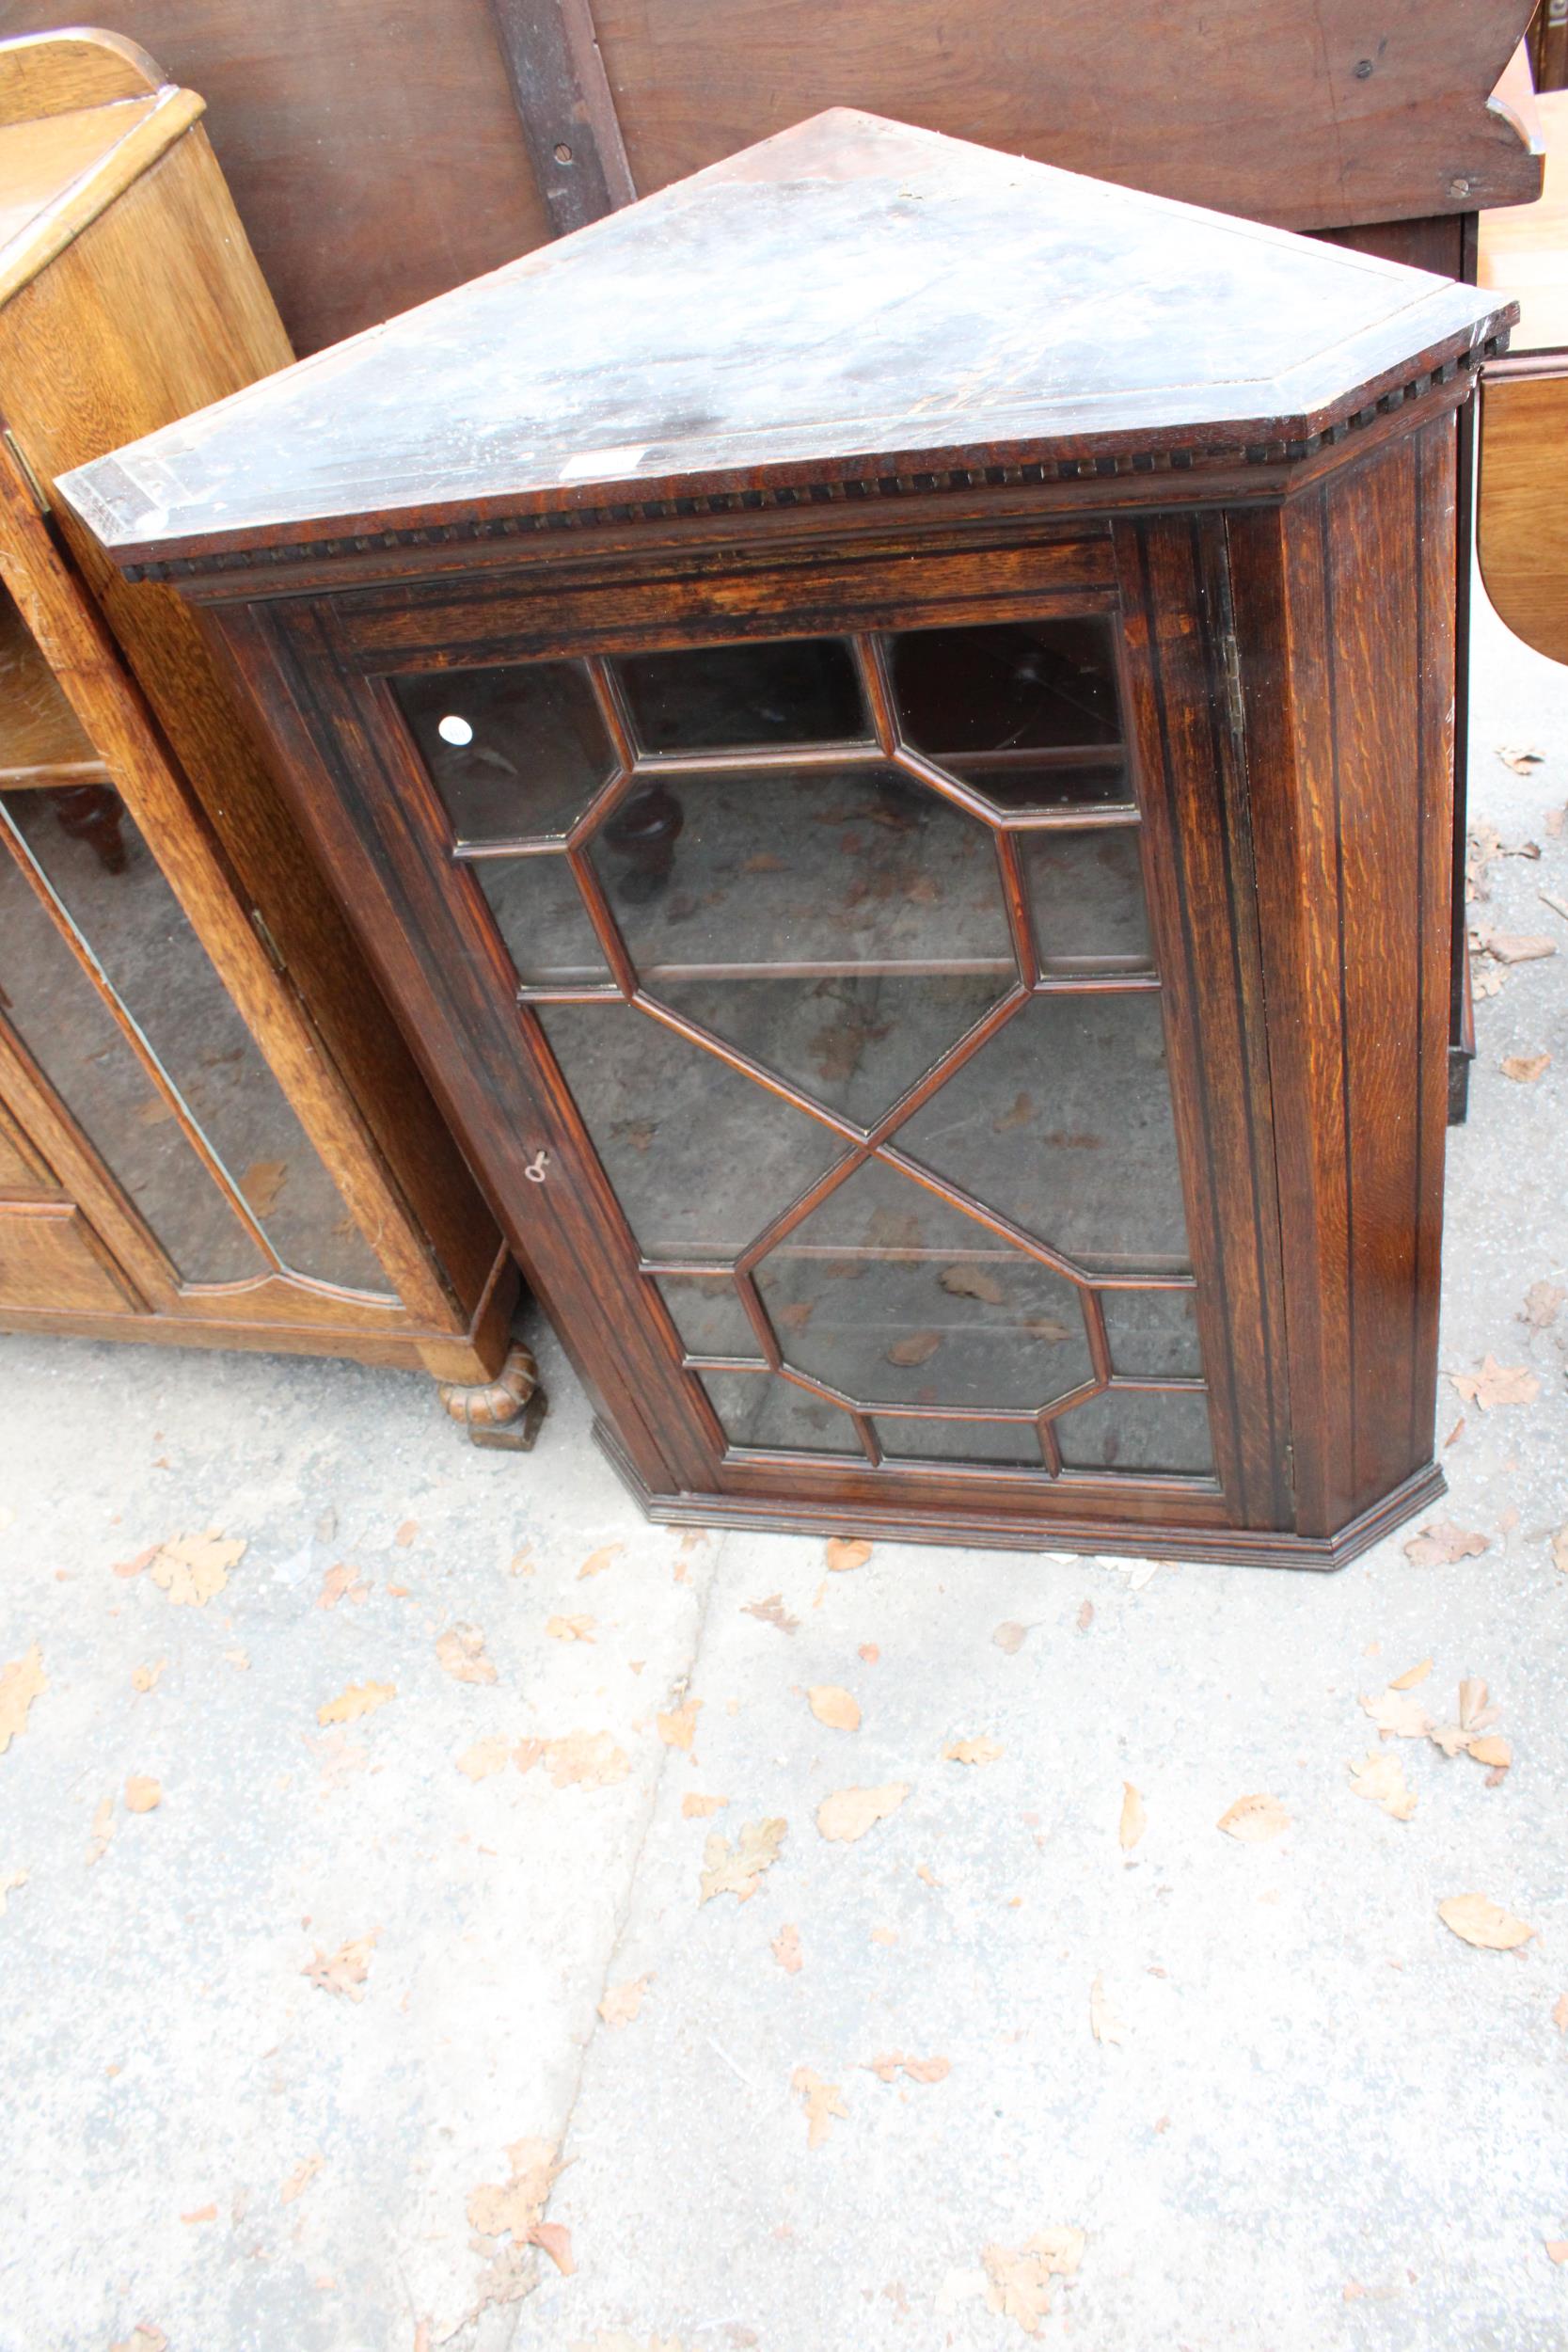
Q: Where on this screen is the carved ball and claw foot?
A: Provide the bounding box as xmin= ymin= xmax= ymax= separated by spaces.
xmin=436 ymin=1341 xmax=547 ymax=1451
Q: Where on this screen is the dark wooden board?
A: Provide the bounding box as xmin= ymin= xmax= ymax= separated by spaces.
xmin=0 ymin=2 xmax=1539 ymax=357
xmin=61 ymin=110 xmax=1513 ymax=573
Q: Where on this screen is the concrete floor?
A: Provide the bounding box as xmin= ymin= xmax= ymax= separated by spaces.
xmin=3 ymin=583 xmax=1567 ymax=2352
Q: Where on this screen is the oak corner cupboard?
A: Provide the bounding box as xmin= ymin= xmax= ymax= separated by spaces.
xmin=60 ymin=109 xmax=1513 ymax=1567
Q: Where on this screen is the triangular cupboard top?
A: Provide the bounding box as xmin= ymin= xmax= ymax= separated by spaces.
xmin=61 ymin=107 xmax=1513 ymax=573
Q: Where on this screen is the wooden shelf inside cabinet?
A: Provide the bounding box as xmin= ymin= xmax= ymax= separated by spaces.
xmin=64 ymin=108 xmax=1514 ymax=1564
xmin=0 ymin=27 xmax=533 ymax=1442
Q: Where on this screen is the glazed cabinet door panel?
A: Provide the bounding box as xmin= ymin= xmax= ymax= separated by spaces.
xmin=261 ymin=542 xmax=1289 ymax=1531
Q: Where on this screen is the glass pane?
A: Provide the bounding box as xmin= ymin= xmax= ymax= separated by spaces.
xmin=1056 ymin=1388 xmax=1214 ymax=1476
xmin=616 ymin=637 xmax=867 ymax=753
xmin=874 ymin=1416 xmax=1044 ymax=1469
xmin=535 ymin=1001 xmax=847 ymax=1260
xmin=652 ymin=971 xmax=1006 ymax=1126
xmin=754 ymin=1158 xmax=1092 ymax=1411
xmin=653 ymin=1272 xmax=761 ymax=1359
xmin=587 ymin=765 xmax=1011 ymax=977
xmin=1022 ymin=829 xmax=1153 ymax=971
xmin=894 ymin=992 xmax=1190 ymax=1273
xmin=1 ymin=791 xmax=390 ymax=1292
xmin=0 ymin=816 xmax=263 ymax=1282
xmin=392 ymin=661 xmax=615 ymax=844
xmin=889 ymin=618 xmax=1122 ymax=755
xmin=1101 ymin=1287 xmax=1204 ymax=1379
xmin=942 ymin=755 xmax=1133 ymax=818
xmin=474 ymin=854 xmax=610 ymax=989
xmin=699 ymin=1368 xmax=863 ymax=1454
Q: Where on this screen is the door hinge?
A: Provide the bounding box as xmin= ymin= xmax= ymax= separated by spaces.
xmin=3 ymin=430 xmax=50 ymax=517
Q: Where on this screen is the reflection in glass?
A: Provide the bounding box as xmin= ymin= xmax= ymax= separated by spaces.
xmin=589 ymin=764 xmax=1010 ymax=977
xmin=617 ymin=637 xmax=867 ymax=753
xmin=1 ymin=791 xmax=390 ymax=1291
xmin=890 ymin=618 xmax=1121 ymax=754
xmin=1022 ymin=829 xmax=1153 ymax=971
xmin=940 ymin=757 xmax=1134 ymax=817
xmin=535 ymin=1001 xmax=847 ymax=1259
xmin=1101 ymin=1286 xmax=1204 ymax=1379
xmin=1056 ymin=1388 xmax=1214 ymax=1475
xmin=699 ymin=1368 xmax=862 ymax=1454
xmin=756 ymin=1161 xmax=1091 ymax=1410
xmin=475 ymin=854 xmax=611 ymax=988
xmin=895 ymin=991 xmax=1190 ymax=1272
xmin=653 ymin=1272 xmax=761 ymax=1359
xmin=394 ymin=661 xmax=615 ymax=844
xmin=652 ymin=970 xmax=1007 ymax=1127
xmin=874 ymin=1416 xmax=1044 ymax=1468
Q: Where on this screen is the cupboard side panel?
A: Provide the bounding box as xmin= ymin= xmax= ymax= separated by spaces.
xmin=1231 ymin=425 xmax=1454 ymax=1534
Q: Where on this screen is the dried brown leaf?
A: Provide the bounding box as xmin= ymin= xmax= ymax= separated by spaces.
xmin=1551 ymin=1528 xmax=1568 ymax=1577
xmin=742 ymin=1594 xmax=799 ymax=1633
xmin=241 ymin=1157 xmax=287 ymax=1216
xmin=1389 ymin=1658 xmax=1433 ymax=1690
xmin=1466 ymin=1734 xmax=1513 ymax=1770
xmin=546 ymin=1613 xmax=595 ymax=1643
xmin=816 ymin=1783 xmax=910 ymax=1842
xmin=394 ymin=1519 xmax=418 ymax=1547
xmin=317 ymin=1679 xmax=395 ymax=1725
xmin=1430 ymin=1677 xmax=1501 ymax=1757
xmin=316 ymin=1561 xmax=369 ymax=1611
xmin=992 ymin=1621 xmax=1028 ymax=1654
xmin=578 ymin=1542 xmax=625 ymax=1580
xmin=657 ymin=1699 xmax=702 ymax=1750
xmin=1361 ymin=1685 xmax=1434 ymax=1739
xmin=87 ymin=1795 xmax=115 ymax=1866
xmin=303 ymin=1930 xmax=379 ymax=1999
xmin=1450 ymin=1355 xmax=1542 ymax=1410
xmin=940 ymin=1263 xmax=1006 ymax=1304
xmin=863 ymin=2050 xmax=951 ymax=2083
xmin=1438 ymin=1893 xmax=1537 ymax=1950
xmin=825 ymin=1537 xmax=873 ymax=1574
xmin=124 ymin=1776 xmax=161 ymax=1815
xmin=435 ymin=1623 xmax=497 ymax=1685
xmin=1089 ymin=1975 xmax=1127 ymax=2045
xmin=1547 ymin=2241 xmax=1568 ymax=2265
xmin=519 ymin=1730 xmax=630 ymax=1789
xmin=456 ymin=1738 xmax=511 ymax=1782
xmin=808 ymin=1684 xmax=861 ymax=1731
xmin=467 ymin=2137 xmax=562 ymax=2240
xmin=131 ymin=1659 xmax=166 ymax=1695
xmin=280 ymin=2154 xmax=323 ymax=2205
xmin=772 ymin=1921 xmax=803 ymax=1974
xmin=791 ymin=2066 xmax=847 ymax=2149
xmin=1502 ymin=1053 xmax=1552 ymax=1083
xmin=0 ymin=1870 xmax=27 ymax=1915
xmin=1348 ymin=1752 xmax=1417 ymax=1820
xmin=1118 ymin=1781 xmax=1147 ymax=1851
xmin=1217 ymin=1793 xmax=1291 ymax=1842
xmin=1496 ymin=744 xmax=1544 ymax=772
xmin=886 ymin=1329 xmax=942 ymax=1366
xmin=0 ymin=1645 xmax=46 ymax=1754
xmin=1553 ymin=1992 xmax=1568 ymax=2033
xmin=1481 ymin=930 xmax=1557 ymax=964
xmin=597 ymin=1975 xmax=649 ymax=2027
xmin=1403 ymin=1519 xmax=1491 ymax=1565
xmin=681 ymin=1791 xmax=728 ymax=1819
xmin=943 ymin=1735 xmax=1004 ymax=1765
xmin=1522 ymin=1280 xmax=1567 ymax=1330
xmin=147 ymin=1530 xmax=245 ymax=1608
xmin=982 ymin=2229 xmax=1085 ymax=2336
xmin=699 ymin=1817 xmax=786 ymax=1901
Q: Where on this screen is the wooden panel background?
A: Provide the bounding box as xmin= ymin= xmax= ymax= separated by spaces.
xmin=0 ymin=0 xmax=1536 ymax=354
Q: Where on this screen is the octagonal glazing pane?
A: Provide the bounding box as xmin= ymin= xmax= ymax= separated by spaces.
xmin=1056 ymin=1387 xmax=1214 ymax=1476
xmin=894 ymin=991 xmax=1190 ymax=1273
xmin=393 ymin=660 xmax=616 ymax=845
xmin=698 ymin=1369 xmax=863 ymax=1454
xmin=889 ymin=617 xmax=1122 ymax=755
xmin=1022 ymin=829 xmax=1153 ymax=972
xmin=614 ymin=637 xmax=868 ymax=753
xmin=586 ymin=764 xmax=1012 ymax=979
xmin=475 ymin=853 xmax=612 ymax=988
xmin=534 ymin=1002 xmax=847 ymax=1260
xmin=753 ymin=1158 xmax=1092 ymax=1411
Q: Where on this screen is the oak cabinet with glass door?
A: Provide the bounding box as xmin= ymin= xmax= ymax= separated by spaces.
xmin=62 ymin=110 xmax=1513 ymax=1565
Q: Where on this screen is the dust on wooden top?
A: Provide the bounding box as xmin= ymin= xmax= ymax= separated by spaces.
xmin=61 ymin=107 xmax=1514 ymax=572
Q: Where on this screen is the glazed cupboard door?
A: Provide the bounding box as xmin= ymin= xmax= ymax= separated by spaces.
xmin=275 ymin=528 xmax=1289 ymax=1535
